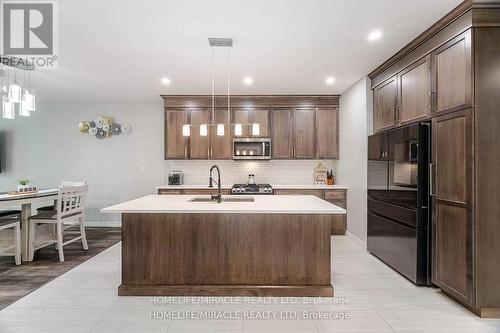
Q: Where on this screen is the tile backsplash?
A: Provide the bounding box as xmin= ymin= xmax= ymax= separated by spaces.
xmin=165 ymin=160 xmax=337 ymax=185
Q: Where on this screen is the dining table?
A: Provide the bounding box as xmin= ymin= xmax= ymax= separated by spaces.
xmin=0 ymin=188 xmax=59 ymax=261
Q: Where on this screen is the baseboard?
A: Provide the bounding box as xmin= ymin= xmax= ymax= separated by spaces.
xmin=346 ymin=231 xmax=367 ymax=250
xmin=85 ymin=221 xmax=121 ymax=228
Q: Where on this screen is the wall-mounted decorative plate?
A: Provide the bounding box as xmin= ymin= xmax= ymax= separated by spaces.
xmin=78 ymin=121 xmax=89 ymax=133
xmin=110 ymin=123 xmax=121 ymax=135
xmin=94 ymin=116 xmax=105 ymax=128
xmin=95 ymin=129 xmax=106 ymax=139
xmin=121 ymin=123 xmax=131 ymax=134
xmin=80 ymin=116 xmax=131 ymax=140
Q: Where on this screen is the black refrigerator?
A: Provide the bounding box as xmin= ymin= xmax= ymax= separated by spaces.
xmin=367 ymin=122 xmax=431 ymax=285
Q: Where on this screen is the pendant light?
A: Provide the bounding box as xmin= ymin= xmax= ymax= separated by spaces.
xmin=2 ymin=95 xmax=14 ymax=119
xmin=199 ymin=124 xmax=208 ymax=136
xmin=183 ymin=38 xmax=249 ymax=137
xmin=18 ymin=99 xmax=30 ymax=117
xmin=234 ymin=124 xmax=243 ymax=136
xmin=252 ymin=123 xmax=260 ymax=136
xmin=1 ymin=59 xmax=36 ymax=120
xmin=24 ymin=71 xmax=35 ymax=111
xmin=9 ymin=71 xmax=21 ymax=103
xmin=216 ymin=124 xmax=224 ymax=136
xmin=182 ymin=124 xmax=190 ymax=137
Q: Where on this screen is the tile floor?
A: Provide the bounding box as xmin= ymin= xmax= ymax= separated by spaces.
xmin=0 ymin=227 xmax=121 ymax=309
xmin=1 ymin=236 xmax=500 ymax=333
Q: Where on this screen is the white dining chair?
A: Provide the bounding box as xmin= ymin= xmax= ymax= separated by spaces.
xmin=36 ymin=181 xmax=87 ymax=213
xmin=28 ymin=184 xmax=89 ymax=262
xmin=0 ymin=211 xmax=22 ymax=265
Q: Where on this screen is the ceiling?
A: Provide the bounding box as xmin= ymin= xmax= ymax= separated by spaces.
xmin=33 ymin=0 xmax=462 ymax=102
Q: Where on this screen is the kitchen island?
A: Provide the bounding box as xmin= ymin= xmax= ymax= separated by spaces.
xmin=101 ymin=195 xmax=345 ymax=297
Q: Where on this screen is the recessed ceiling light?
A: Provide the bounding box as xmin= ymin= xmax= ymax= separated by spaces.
xmin=368 ymin=30 xmax=382 ymax=41
xmin=325 ymin=76 xmax=335 ymax=85
xmin=161 ymin=77 xmax=171 ymax=85
xmin=243 ymin=77 xmax=253 ymax=85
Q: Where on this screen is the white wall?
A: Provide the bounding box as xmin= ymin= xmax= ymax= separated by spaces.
xmin=0 ymin=102 xmax=165 ymax=224
xmin=336 ymin=77 xmax=371 ymax=243
xmin=0 ymin=101 xmax=340 ymax=224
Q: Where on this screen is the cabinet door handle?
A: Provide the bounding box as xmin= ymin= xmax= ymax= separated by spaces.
xmin=429 ymin=163 xmax=435 ymax=196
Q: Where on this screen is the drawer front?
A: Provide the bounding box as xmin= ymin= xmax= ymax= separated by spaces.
xmin=367 ymin=212 xmax=418 ymax=282
xmin=324 ymin=190 xmax=346 ymax=201
xmin=158 ymin=189 xmax=183 ymax=195
xmin=274 ymin=189 xmax=323 ymax=198
xmin=368 ymin=198 xmax=416 ymax=228
xmin=326 ymin=199 xmax=346 ymax=209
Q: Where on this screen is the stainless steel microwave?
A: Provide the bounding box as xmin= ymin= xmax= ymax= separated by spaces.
xmin=233 ymin=138 xmax=271 ymax=160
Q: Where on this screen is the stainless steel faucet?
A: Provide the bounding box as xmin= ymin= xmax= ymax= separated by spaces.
xmin=209 ymin=165 xmax=222 ymax=203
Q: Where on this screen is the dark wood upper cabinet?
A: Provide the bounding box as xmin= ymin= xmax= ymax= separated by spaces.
xmin=271 ymin=108 xmax=294 ymax=159
xmin=233 ymin=108 xmax=251 ymax=137
xmin=210 ymin=108 xmax=232 ymax=159
xmin=164 ymin=109 xmax=188 ymax=159
xmin=316 ymin=108 xmax=338 ymax=159
xmin=432 ymin=110 xmax=473 ymax=305
xmin=432 ymin=30 xmax=472 ymax=114
xmin=252 ymin=108 xmax=270 ymax=137
xmin=374 ymin=76 xmax=398 ymax=132
xmin=294 ymin=108 xmax=316 ymax=159
xmin=398 ymin=56 xmax=431 ymax=124
xmin=232 ymin=108 xmax=269 ymax=138
xmin=188 ymin=108 xmax=210 ymax=159
xmin=163 ymin=95 xmax=339 ymax=161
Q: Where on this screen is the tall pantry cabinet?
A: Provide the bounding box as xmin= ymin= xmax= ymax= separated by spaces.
xmin=369 ymin=1 xmax=500 ymax=317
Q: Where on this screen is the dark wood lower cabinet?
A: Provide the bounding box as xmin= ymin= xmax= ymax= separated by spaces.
xmin=120 ymin=213 xmax=332 ymax=296
xmin=274 ymin=189 xmax=347 ymax=235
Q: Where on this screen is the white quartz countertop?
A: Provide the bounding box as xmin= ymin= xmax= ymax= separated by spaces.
xmin=101 ymin=195 xmax=346 ymax=215
xmin=157 ymin=184 xmax=348 ymax=190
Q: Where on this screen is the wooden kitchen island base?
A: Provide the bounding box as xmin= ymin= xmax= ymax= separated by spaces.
xmin=118 ymin=285 xmax=333 ymax=297
xmin=120 ymin=212 xmax=334 ymax=297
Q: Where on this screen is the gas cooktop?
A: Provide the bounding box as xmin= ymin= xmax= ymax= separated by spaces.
xmin=231 ymin=183 xmax=273 ymax=195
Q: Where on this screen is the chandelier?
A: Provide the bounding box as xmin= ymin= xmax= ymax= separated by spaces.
xmin=182 ymin=38 xmax=259 ymax=137
xmin=1 ymin=57 xmax=36 ymax=120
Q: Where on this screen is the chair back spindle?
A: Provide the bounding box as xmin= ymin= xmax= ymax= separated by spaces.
xmin=57 ymin=185 xmax=88 ymax=219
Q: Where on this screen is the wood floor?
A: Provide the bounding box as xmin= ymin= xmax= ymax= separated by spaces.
xmin=0 ymin=227 xmax=121 ymax=310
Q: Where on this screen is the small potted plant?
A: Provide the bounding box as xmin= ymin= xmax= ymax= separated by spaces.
xmin=17 ymin=179 xmax=36 ymax=193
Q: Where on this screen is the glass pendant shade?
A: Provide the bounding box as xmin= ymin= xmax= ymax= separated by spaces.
xmin=23 ymin=89 xmax=35 ymax=111
xmin=9 ymin=82 xmax=22 ymax=103
xmin=182 ymin=124 xmax=190 ymax=137
xmin=217 ymin=124 xmax=225 ymax=136
xmin=252 ymin=123 xmax=260 ymax=136
xmin=2 ymin=96 xmax=15 ymax=119
xmin=234 ymin=124 xmax=242 ymax=136
xmin=17 ymin=100 xmax=30 ymax=117
xmin=199 ymin=124 xmax=208 ymax=136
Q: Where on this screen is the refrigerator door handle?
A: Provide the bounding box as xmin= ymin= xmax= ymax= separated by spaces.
xmin=429 ymin=163 xmax=435 ymax=196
